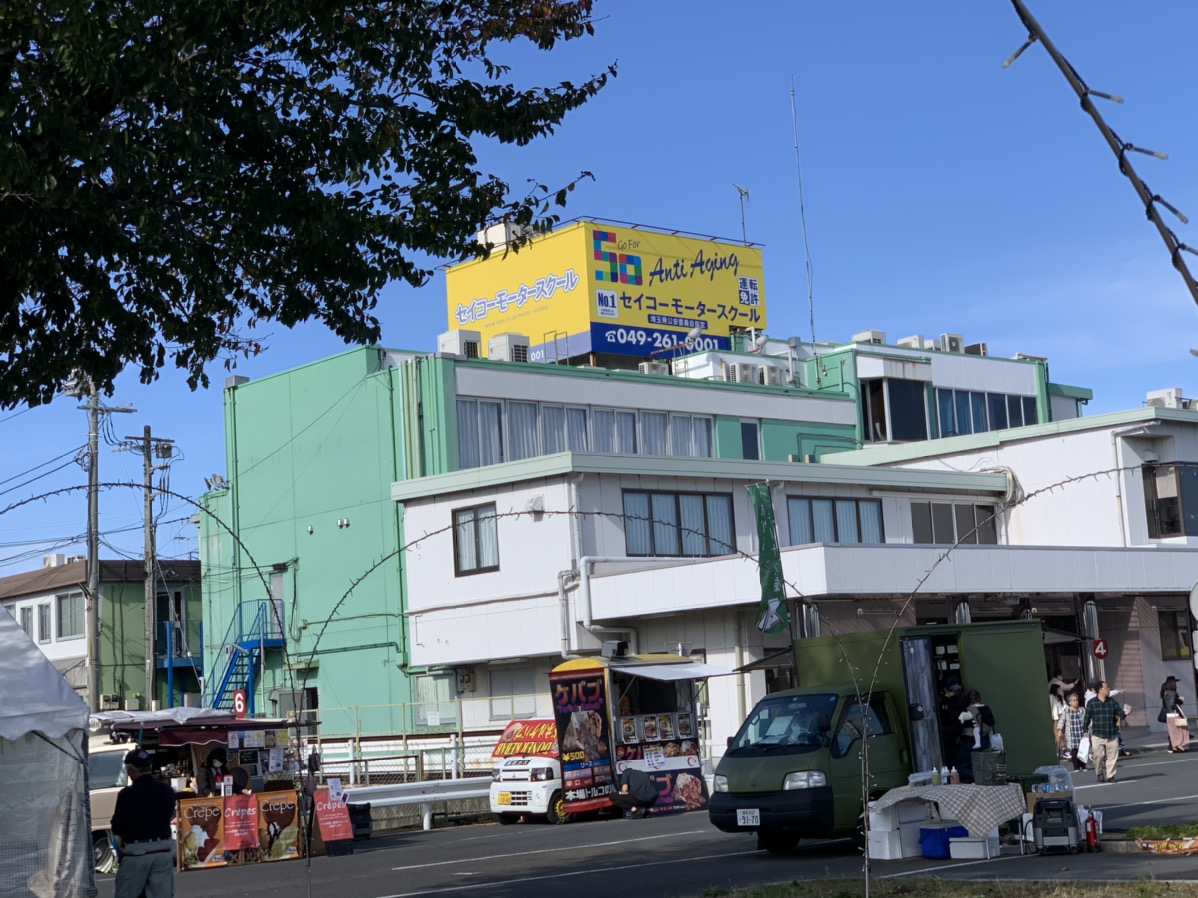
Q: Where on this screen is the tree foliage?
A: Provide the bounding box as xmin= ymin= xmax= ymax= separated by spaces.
xmin=0 ymin=1 xmax=613 ymax=407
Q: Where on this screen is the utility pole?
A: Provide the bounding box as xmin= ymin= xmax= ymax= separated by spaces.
xmin=71 ymin=377 xmax=134 ymax=712
xmin=85 ymin=385 xmax=100 ymax=713
xmin=125 ymin=427 xmax=174 ymax=711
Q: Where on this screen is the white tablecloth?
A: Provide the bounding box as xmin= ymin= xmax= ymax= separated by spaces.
xmin=872 ymin=783 xmax=1026 ymax=837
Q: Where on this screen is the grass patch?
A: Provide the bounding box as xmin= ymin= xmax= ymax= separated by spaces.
xmin=1127 ymin=822 xmax=1198 ymax=840
xmin=687 ymin=879 xmax=1198 ymax=898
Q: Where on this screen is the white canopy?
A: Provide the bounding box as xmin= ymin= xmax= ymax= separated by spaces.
xmin=91 ymin=707 xmax=233 ymax=727
xmin=0 ymin=610 xmax=89 ymax=741
xmin=614 ymin=661 xmax=735 ymax=682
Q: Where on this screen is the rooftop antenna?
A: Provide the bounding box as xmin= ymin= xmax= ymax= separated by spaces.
xmin=791 ymin=76 xmax=816 ymax=351
xmin=733 ymin=183 xmax=750 ymax=246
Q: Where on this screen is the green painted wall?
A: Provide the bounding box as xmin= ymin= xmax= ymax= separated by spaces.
xmin=714 ymin=416 xmax=743 ymax=459
xmin=98 ymin=578 xmax=202 ymax=708
xmin=202 ymin=348 xmax=412 ymax=736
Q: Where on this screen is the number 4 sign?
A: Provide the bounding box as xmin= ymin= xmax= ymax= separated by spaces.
xmin=1092 ymin=638 xmax=1109 ymax=659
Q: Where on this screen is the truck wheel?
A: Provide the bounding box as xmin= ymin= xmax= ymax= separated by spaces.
xmin=545 ymin=791 xmax=570 ymax=825
xmin=94 ymin=833 xmax=118 ymax=873
xmin=756 ymin=830 xmax=799 ymax=854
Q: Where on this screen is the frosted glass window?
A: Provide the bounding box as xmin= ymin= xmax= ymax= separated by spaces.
xmin=650 ymin=493 xmax=680 ymax=555
xmin=859 ymin=501 xmax=883 ymax=543
xmin=624 ymin=492 xmax=652 ymax=554
xmin=507 ymin=402 xmax=539 ymax=460
xmin=479 ymin=401 xmax=502 ymax=465
xmin=565 ymin=407 xmax=589 ymax=451
xmin=671 ymin=415 xmax=693 ymax=457
xmin=835 ymin=501 xmax=859 ymax=544
xmin=955 ymin=391 xmax=973 ymax=436
xmin=542 ymin=405 xmax=566 ymax=454
xmin=788 ymin=499 xmax=815 ymax=545
xmin=811 ymin=499 xmax=835 ymax=543
xmin=457 ymin=399 xmax=480 ymax=469
xmin=593 ymin=409 xmax=615 ymax=452
xmin=693 ymin=418 xmax=713 ymax=457
xmin=642 ymin=412 xmax=668 ymax=455
xmin=615 ymin=411 xmax=638 ymax=453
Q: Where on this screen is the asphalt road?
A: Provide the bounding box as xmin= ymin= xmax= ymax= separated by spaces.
xmin=95 ymin=750 xmax=1198 ymax=898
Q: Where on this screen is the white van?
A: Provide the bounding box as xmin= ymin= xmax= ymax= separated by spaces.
xmin=489 ymin=720 xmax=570 ymax=825
xmin=89 ymin=737 xmax=133 ymax=872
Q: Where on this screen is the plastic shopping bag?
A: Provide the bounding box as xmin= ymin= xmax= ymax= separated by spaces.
xmin=1077 ymin=735 xmax=1092 ymax=765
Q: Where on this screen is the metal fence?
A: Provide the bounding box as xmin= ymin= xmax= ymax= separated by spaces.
xmin=313 ymin=692 xmax=554 ymax=741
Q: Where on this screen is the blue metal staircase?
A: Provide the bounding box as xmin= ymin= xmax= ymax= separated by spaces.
xmin=202 ymin=600 xmax=286 ymax=715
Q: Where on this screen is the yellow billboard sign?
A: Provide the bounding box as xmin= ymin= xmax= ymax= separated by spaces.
xmin=446 ymin=221 xmax=766 ymax=360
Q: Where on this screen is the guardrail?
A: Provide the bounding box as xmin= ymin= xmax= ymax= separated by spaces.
xmin=343 ymin=778 xmax=491 ymax=831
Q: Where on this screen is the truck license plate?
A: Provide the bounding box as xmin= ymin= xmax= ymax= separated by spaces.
xmin=737 ymin=809 xmax=760 ymax=827
xmin=498 ymin=793 xmax=512 ymax=806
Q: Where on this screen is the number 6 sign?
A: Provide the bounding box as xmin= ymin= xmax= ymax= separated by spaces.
xmin=233 ymin=689 xmax=248 ymax=719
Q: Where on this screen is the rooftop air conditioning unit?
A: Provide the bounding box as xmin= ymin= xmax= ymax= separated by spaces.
xmin=852 ymin=329 xmax=887 ymax=345
xmin=762 ymin=366 xmax=785 ymax=385
xmin=43 ymin=554 xmax=67 ymax=568
xmin=476 ymin=222 xmax=530 ymax=249
xmin=728 ymin=363 xmax=760 ymax=383
xmin=964 ymin=342 xmax=989 ymax=356
xmin=940 ymin=333 xmax=965 ymax=354
xmin=100 ymin=693 xmax=120 ymax=711
xmin=1147 ymin=388 xmax=1184 ymax=409
xmin=488 ymin=333 xmax=530 ymax=363
xmin=438 ymin=329 xmax=481 ymax=359
xmin=638 ymin=361 xmax=669 ymax=376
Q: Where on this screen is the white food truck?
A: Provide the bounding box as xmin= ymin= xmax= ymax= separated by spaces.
xmin=489 ymin=720 xmax=570 ymax=825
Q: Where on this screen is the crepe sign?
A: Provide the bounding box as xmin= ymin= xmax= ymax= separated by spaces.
xmin=178 ymin=797 xmax=227 ymax=869
xmin=257 ymin=791 xmax=303 ymax=862
xmin=314 ymin=787 xmax=354 ymax=843
xmin=492 ymin=719 xmax=559 ymax=759
xmin=551 ymin=668 xmax=615 ymax=813
xmin=222 ymin=793 xmax=259 ymax=852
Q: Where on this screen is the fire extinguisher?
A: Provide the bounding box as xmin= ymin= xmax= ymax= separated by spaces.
xmin=1085 ymin=809 xmax=1100 ymax=851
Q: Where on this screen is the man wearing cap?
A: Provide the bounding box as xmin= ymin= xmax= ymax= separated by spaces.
xmin=111 ymin=748 xmax=176 ymax=898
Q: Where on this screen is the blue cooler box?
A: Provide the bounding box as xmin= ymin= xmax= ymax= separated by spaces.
xmin=920 ymin=824 xmax=968 ymax=859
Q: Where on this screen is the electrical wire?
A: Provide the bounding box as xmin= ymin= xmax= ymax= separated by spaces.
xmin=0 ymin=445 xmax=86 ymax=489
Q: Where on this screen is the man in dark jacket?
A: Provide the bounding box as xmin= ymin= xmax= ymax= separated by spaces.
xmin=609 ymin=766 xmax=659 ymax=819
xmin=111 ymin=748 xmax=176 ymax=898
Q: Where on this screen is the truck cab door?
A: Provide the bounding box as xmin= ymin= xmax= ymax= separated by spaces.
xmin=827 ymin=694 xmax=907 ymax=831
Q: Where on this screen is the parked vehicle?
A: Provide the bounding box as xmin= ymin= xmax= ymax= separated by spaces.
xmin=709 ymin=620 xmax=1054 ymax=853
xmin=490 ymin=720 xmax=569 ymax=824
xmin=89 ymin=736 xmax=132 ymax=873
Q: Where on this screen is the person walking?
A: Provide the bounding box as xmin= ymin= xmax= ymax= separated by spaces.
xmin=1161 ymin=676 xmax=1191 ymax=753
xmin=1083 ymin=682 xmax=1126 ymax=783
xmin=1049 ymin=684 xmax=1066 ymax=754
xmin=111 ymin=748 xmax=176 ymax=898
xmin=1057 ymin=692 xmax=1088 ymax=772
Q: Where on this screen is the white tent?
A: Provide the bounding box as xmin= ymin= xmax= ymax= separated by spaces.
xmin=0 ymin=611 xmax=95 ymax=897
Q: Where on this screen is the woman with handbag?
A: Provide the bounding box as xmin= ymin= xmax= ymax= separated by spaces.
xmin=1161 ymin=676 xmax=1190 ymax=753
xmin=1058 ymin=692 xmax=1088 ymax=771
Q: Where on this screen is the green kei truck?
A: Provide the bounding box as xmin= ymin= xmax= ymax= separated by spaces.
xmin=708 ymin=620 xmax=1056 ymax=853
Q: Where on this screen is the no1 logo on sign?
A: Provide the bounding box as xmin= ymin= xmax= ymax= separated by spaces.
xmin=233 ymin=689 xmax=247 ymax=719
xmin=1092 ymin=638 xmax=1109 ymax=659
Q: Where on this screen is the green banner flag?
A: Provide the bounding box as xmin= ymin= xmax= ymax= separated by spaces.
xmin=747 ymin=483 xmax=789 ymax=635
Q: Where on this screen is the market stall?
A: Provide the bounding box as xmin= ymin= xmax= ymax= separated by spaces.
xmin=94 ymin=711 xmax=308 ymax=870
xmin=549 ymin=654 xmax=731 ymax=817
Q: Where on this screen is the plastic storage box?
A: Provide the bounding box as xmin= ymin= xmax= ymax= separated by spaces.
xmin=921 ymin=824 xmax=968 ymax=859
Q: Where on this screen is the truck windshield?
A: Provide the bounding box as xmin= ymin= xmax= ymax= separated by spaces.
xmin=727 ymin=693 xmax=839 ymax=755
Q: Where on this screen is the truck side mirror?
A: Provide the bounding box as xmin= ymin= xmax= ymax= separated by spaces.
xmin=727 ymin=736 xmax=734 ymax=749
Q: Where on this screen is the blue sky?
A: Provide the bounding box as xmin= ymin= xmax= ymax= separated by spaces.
xmin=4 ymin=1 xmax=1198 ymax=569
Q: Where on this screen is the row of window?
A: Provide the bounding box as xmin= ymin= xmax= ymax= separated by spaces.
xmin=1144 ymin=464 xmax=1198 ymax=538
xmin=451 ymin=494 xmax=998 ymax=575
xmin=861 ymin=377 xmax=1039 ymax=444
xmin=936 ymin=389 xmax=1038 ymax=438
xmin=5 ymin=592 xmax=85 ymax=642
xmin=457 ymin=399 xmax=716 ymax=469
